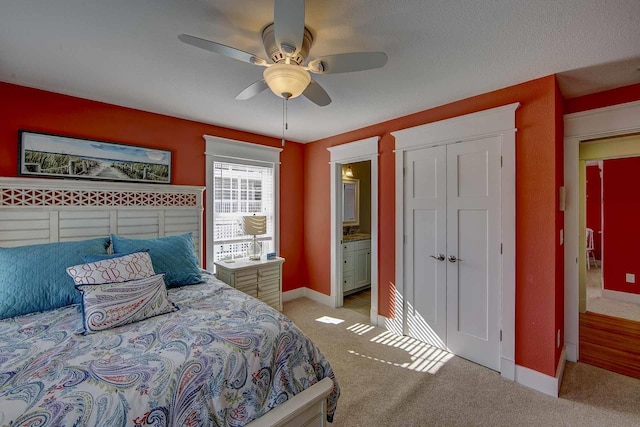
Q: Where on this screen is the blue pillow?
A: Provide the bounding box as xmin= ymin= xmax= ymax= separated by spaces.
xmin=111 ymin=233 xmax=202 ymax=287
xmin=0 ymin=237 xmax=110 ymax=320
xmin=83 ymin=249 xmax=148 ymax=263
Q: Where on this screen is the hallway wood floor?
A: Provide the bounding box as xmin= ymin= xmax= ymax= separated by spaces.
xmin=580 ymin=311 xmax=640 ymax=380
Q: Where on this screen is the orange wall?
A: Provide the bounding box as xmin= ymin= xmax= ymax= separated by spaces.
xmin=0 ymin=82 xmax=306 ymax=292
xmin=305 ymin=75 xmax=563 ymax=376
xmin=564 ymin=82 xmax=640 ymax=114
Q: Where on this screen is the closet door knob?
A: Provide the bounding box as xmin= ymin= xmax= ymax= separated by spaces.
xmin=448 ymin=255 xmax=462 ymax=263
xmin=430 ymin=254 xmax=445 ymax=261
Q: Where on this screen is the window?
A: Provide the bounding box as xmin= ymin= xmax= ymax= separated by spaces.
xmin=212 ymin=161 xmax=274 ymax=262
xmin=204 ymin=136 xmax=281 ymax=271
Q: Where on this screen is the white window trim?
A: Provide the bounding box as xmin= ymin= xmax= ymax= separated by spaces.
xmin=204 ymin=135 xmax=282 ymax=271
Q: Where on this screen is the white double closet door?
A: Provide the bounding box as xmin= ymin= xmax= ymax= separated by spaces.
xmin=404 ymin=135 xmax=502 ymax=371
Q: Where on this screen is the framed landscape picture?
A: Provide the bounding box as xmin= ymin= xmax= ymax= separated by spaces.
xmin=18 ymin=131 xmax=171 ymax=184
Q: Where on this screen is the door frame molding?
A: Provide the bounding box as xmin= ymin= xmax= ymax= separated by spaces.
xmin=391 ymin=102 xmax=519 ymax=380
xmin=327 ymin=137 xmax=380 ymax=325
xmin=564 ymin=99 xmax=640 ymax=363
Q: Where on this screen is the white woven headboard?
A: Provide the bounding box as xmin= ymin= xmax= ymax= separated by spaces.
xmin=0 ymin=177 xmax=205 ymax=264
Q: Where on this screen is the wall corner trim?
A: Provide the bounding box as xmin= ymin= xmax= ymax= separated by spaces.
xmin=514 ymin=346 xmax=566 ymax=398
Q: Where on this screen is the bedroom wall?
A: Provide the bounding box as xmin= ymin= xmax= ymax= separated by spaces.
xmin=0 ymin=82 xmax=308 ymax=292
xmin=305 ymin=75 xmax=564 ymax=377
xmin=602 ymin=157 xmax=640 ymax=295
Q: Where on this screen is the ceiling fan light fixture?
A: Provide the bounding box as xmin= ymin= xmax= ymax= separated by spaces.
xmin=263 ymin=63 xmax=311 ymax=99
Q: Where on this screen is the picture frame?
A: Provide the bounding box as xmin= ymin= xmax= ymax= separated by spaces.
xmin=18 ymin=130 xmax=172 ymax=184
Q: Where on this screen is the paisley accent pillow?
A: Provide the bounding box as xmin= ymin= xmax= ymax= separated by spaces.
xmin=76 ymin=274 xmax=177 ymax=333
xmin=66 ymin=251 xmax=155 ymax=285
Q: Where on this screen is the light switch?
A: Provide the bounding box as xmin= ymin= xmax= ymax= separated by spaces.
xmin=626 ymin=273 xmax=636 ymax=284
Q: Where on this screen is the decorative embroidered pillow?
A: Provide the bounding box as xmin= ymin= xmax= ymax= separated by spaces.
xmin=66 ymin=251 xmax=155 ymax=285
xmin=75 ymin=274 xmax=177 ymax=333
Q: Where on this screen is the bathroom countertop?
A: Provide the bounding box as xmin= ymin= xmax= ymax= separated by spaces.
xmin=343 ymin=233 xmax=371 ymax=242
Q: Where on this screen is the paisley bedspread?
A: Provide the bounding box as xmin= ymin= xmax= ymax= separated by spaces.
xmin=0 ymin=274 xmax=339 ymax=426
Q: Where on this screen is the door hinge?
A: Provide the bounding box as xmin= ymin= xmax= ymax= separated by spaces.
xmin=403 ymin=235 xmax=407 ymax=245
xmin=500 ymin=243 xmax=503 ymax=254
xmin=500 ymin=330 xmax=503 ymax=341
xmin=403 ymin=167 xmax=406 ymax=177
xmin=500 ymin=156 xmax=503 ymax=167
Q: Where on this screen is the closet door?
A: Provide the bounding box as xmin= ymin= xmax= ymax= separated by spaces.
xmin=404 ymin=136 xmax=502 ymax=371
xmin=445 ymin=136 xmax=502 ymax=371
xmin=404 ymin=145 xmax=447 ymax=348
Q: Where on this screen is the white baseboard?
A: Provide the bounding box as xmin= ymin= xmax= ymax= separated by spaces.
xmin=602 ymin=288 xmax=640 ymax=305
xmin=500 ymin=357 xmax=515 ymax=381
xmin=514 ymin=346 xmax=566 ymax=398
xmin=282 ymin=288 xmax=305 ymax=302
xmin=282 ymin=287 xmax=333 ymax=307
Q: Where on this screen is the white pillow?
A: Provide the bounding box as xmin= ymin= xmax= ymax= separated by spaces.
xmin=66 ymin=251 xmax=155 ymax=285
xmin=75 ymin=274 xmax=177 ymax=333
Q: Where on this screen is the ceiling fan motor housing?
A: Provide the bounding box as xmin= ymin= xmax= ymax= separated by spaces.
xmin=262 ymin=23 xmax=313 ymax=65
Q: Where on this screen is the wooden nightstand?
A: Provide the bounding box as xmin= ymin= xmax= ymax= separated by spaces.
xmin=214 ymin=257 xmax=285 ymax=311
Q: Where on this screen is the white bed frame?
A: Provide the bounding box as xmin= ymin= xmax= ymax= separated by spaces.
xmin=0 ymin=177 xmax=334 ymax=427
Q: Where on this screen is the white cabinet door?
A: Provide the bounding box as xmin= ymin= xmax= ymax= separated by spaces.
xmin=353 ymin=248 xmax=371 ymax=288
xmin=404 ymin=136 xmax=501 ymax=371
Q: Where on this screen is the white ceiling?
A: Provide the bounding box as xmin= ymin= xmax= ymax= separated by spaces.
xmin=2 ymin=0 xmax=640 ymax=143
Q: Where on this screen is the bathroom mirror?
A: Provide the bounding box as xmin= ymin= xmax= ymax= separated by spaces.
xmin=343 ymin=178 xmax=359 ymax=226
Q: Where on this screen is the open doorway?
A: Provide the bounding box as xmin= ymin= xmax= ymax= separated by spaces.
xmin=585 ymin=157 xmax=640 ymax=322
xmin=327 ymin=137 xmax=379 ymax=325
xmin=341 ymin=161 xmax=372 ymax=317
xmin=578 ymin=135 xmax=640 ymax=379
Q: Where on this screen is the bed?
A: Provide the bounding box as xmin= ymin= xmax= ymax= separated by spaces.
xmin=0 ymin=177 xmax=339 ymax=427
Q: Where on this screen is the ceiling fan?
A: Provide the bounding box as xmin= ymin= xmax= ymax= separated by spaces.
xmin=178 ymin=0 xmax=387 ymax=107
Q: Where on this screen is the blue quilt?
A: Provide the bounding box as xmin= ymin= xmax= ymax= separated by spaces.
xmin=0 ymin=275 xmax=339 ymax=426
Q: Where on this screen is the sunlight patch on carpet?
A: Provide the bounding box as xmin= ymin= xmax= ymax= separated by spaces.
xmin=315 ymin=315 xmax=345 ymax=325
xmin=344 ymin=331 xmax=454 ymax=374
xmin=346 ymin=323 xmax=375 ymax=335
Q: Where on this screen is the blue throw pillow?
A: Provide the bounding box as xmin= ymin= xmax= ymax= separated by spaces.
xmin=83 ymin=249 xmax=148 ymax=263
xmin=0 ymin=237 xmax=110 ymax=320
xmin=111 ymin=233 xmax=202 ymax=287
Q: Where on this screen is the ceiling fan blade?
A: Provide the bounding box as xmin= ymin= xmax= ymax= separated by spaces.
xmin=235 ymin=80 xmax=269 ymax=100
xmin=274 ymin=0 xmax=305 ymax=56
xmin=178 ymin=34 xmax=268 ymax=66
xmin=308 ymin=52 xmax=388 ymax=74
xmin=303 ymin=80 xmax=331 ymax=106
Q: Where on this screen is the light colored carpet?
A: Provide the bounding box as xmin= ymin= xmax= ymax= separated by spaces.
xmin=284 ymin=297 xmax=640 ymax=426
xmin=343 ymin=288 xmax=371 ymax=317
xmin=586 ymin=267 xmax=640 ymax=322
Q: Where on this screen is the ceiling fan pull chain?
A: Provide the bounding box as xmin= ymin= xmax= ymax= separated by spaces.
xmin=281 ymin=97 xmax=286 ymax=146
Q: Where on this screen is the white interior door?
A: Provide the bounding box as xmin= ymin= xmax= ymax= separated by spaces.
xmin=404 ymin=145 xmax=447 ymax=349
xmin=404 ymin=136 xmax=501 ymax=370
xmin=445 ymin=136 xmax=501 ymax=371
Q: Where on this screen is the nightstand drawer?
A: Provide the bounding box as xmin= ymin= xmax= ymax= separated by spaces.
xmin=236 ymin=282 xmax=258 ymax=297
xmin=260 ymin=291 xmax=281 ymax=310
xmin=258 ymin=278 xmax=279 ymax=294
xmin=258 ymin=265 xmax=280 ymax=281
xmin=213 ymin=257 xmax=285 ymax=311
